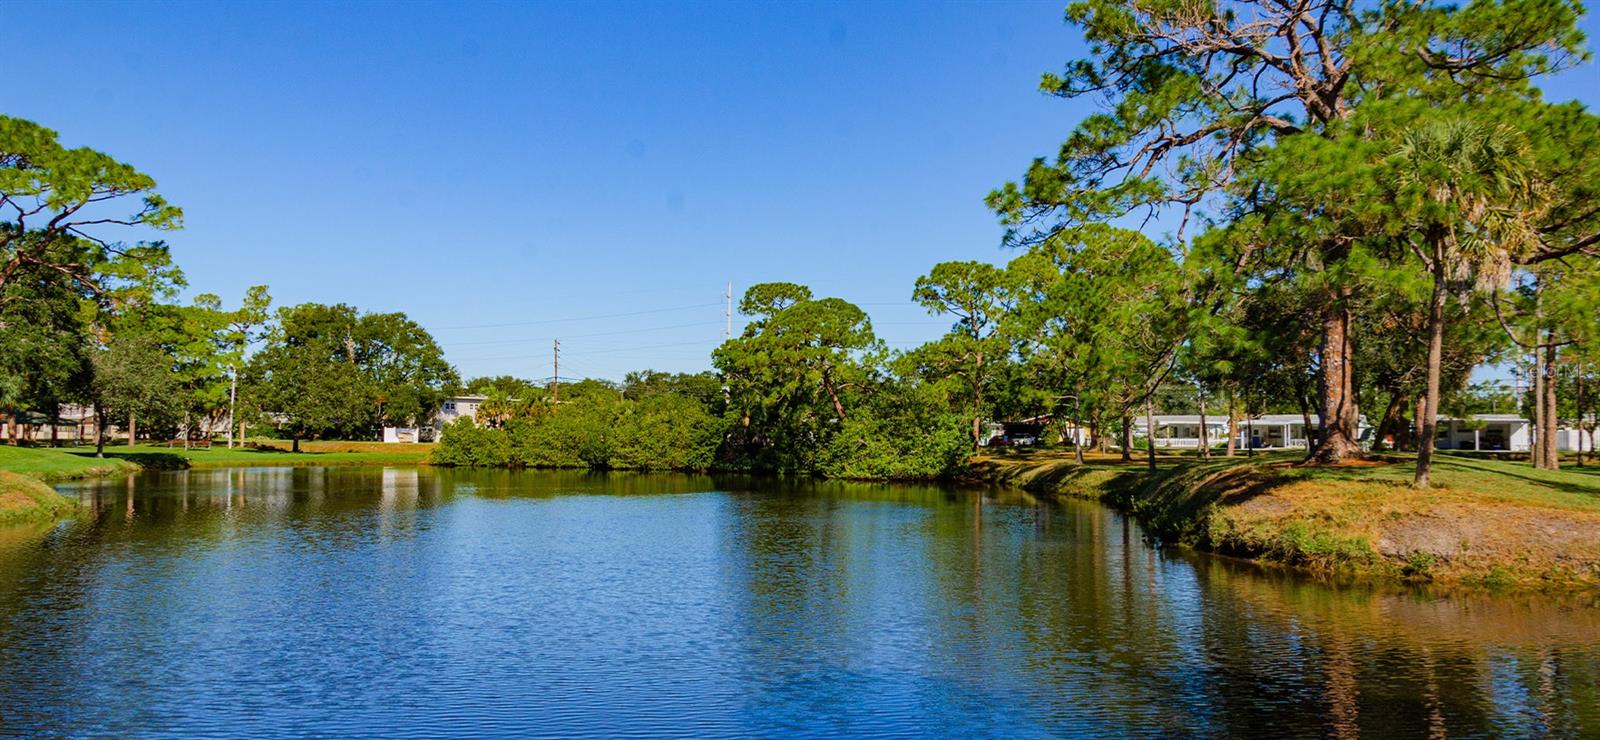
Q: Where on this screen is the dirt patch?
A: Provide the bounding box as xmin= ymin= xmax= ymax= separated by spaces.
xmin=0 ymin=471 xmax=75 ymax=523
xmin=1326 ymin=458 xmax=1390 ymax=467
xmin=1374 ymin=503 xmax=1600 ymax=574
xmin=0 ymin=489 xmax=30 ymax=510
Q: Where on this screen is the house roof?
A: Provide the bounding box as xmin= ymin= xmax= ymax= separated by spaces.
xmin=1439 ymin=414 xmax=1528 ymax=423
xmin=1142 ymin=414 xmax=1328 ymax=425
xmin=1142 ymin=415 xmax=1231 ymax=425
xmin=1254 ymin=414 xmax=1318 ymax=424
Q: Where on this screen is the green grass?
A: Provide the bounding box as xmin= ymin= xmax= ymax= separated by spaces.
xmin=978 ymin=448 xmax=1600 ymax=588
xmin=0 ymin=470 xmax=78 ymax=524
xmin=0 ymin=441 xmax=434 ymax=481
xmin=1286 ymin=453 xmax=1600 ymax=511
xmin=102 ymin=443 xmax=433 ymax=469
xmin=0 ymin=445 xmax=141 ymax=482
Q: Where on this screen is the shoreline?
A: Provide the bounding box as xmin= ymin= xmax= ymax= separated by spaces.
xmin=972 ymin=450 xmax=1600 ymax=592
xmin=10 ymin=443 xmax=1600 ymax=595
xmin=0 ymin=471 xmax=79 ymax=524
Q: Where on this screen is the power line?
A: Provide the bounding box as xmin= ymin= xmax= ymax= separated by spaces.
xmin=429 ymin=301 xmax=722 ymax=331
xmin=441 ymin=320 xmax=724 ymax=347
xmin=450 ymin=339 xmax=721 ymax=363
xmin=560 ymin=339 xmax=721 ymax=358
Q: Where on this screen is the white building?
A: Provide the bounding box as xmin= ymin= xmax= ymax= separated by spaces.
xmin=1435 ymin=414 xmax=1532 ymax=452
xmin=1136 ymin=413 xmax=1371 ymax=450
xmin=1133 ymin=415 xmax=1233 ymax=449
xmin=382 ymin=395 xmax=487 ymax=443
xmin=0 ymin=404 xmax=100 ymax=444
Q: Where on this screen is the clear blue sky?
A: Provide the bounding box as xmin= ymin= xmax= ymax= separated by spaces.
xmin=11 ymin=1 xmax=1599 ymax=382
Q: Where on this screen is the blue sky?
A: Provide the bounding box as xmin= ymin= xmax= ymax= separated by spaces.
xmin=10 ymin=1 xmax=1599 ymax=382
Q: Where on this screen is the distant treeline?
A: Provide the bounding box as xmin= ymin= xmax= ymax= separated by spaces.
xmin=430 ymin=370 xmax=971 ymax=479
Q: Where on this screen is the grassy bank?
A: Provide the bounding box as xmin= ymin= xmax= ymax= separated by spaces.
xmin=0 ymin=470 xmax=79 ymax=524
xmin=975 ymin=449 xmax=1600 ymax=589
xmin=0 ymin=445 xmax=143 ymax=482
xmin=0 ymin=441 xmax=434 ymax=480
xmin=111 ymin=441 xmax=436 ymax=469
xmin=0 ymin=441 xmax=432 ymax=524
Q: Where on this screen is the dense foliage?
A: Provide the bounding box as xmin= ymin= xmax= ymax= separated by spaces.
xmin=5 ymin=0 xmax=1599 ymax=483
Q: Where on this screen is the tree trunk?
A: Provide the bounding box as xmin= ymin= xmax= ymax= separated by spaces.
xmin=1300 ymin=407 xmax=1315 ymax=462
xmin=1413 ymin=395 xmax=1427 ymax=454
xmin=128 ymin=412 xmax=137 ymax=448
xmin=95 ymin=406 xmax=106 ymax=458
xmin=1120 ymin=411 xmax=1133 ymax=463
xmin=1414 ymin=261 xmax=1448 ymax=488
xmin=1225 ymin=388 xmax=1237 ymax=458
xmin=1144 ymin=396 xmax=1157 ymax=472
xmin=1072 ymin=394 xmax=1085 ymax=466
xmin=1312 ymin=299 xmax=1363 ymax=463
xmin=1533 ymin=344 xmax=1548 ymax=468
xmin=821 ymin=368 xmax=847 ymax=422
xmin=1371 ymin=391 xmax=1405 ymax=452
xmin=292 ymin=433 xmax=301 ymax=454
xmin=1543 ymin=339 xmax=1560 ymax=470
xmin=971 ymin=369 xmax=983 ymax=453
xmin=1197 ymin=387 xmax=1210 ymax=460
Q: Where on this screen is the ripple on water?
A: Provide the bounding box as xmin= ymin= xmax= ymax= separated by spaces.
xmin=0 ymin=468 xmax=1597 ymax=737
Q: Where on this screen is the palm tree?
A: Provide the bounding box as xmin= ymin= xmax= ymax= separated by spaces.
xmin=1388 ymin=117 xmax=1544 ymax=487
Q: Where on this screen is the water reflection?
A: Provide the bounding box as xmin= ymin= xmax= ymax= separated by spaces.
xmin=0 ymin=467 xmax=1595 ymax=736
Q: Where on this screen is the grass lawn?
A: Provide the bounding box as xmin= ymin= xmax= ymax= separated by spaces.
xmin=975 ymin=447 xmax=1600 ymax=588
xmin=0 ymin=440 xmax=434 ymax=480
xmin=0 ymin=444 xmax=142 ymax=482
xmin=100 ymin=441 xmax=436 ymax=469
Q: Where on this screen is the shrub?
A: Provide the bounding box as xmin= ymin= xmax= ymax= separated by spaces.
xmin=609 ymin=394 xmax=723 ymax=471
xmin=818 ymin=411 xmax=970 ymax=480
xmin=430 ymin=418 xmax=511 ymax=466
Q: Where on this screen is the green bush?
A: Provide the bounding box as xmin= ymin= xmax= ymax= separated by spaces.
xmin=431 ymin=383 xmax=969 ymax=481
xmin=430 ymin=394 xmax=723 ymax=471
xmin=430 ymin=418 xmax=512 ymax=466
xmin=818 ymin=411 xmax=970 ymax=480
xmin=609 ymin=394 xmax=723 ymax=470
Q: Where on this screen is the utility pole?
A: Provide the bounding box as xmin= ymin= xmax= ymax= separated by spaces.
xmin=552 ymin=339 xmax=560 ymax=410
xmin=724 ymin=282 xmax=733 ymax=340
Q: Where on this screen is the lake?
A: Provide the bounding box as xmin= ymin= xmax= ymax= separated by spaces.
xmin=2 ymin=467 xmax=1598 ymax=737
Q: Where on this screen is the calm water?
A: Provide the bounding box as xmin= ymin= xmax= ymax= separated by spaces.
xmin=2 ymin=468 xmax=1598 ymax=737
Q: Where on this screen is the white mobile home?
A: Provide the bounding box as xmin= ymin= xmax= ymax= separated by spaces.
xmin=1435 ymin=414 xmax=1531 ymax=452
xmin=1134 ymin=415 xmax=1232 ymax=449
xmin=1136 ymin=413 xmax=1350 ymax=450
